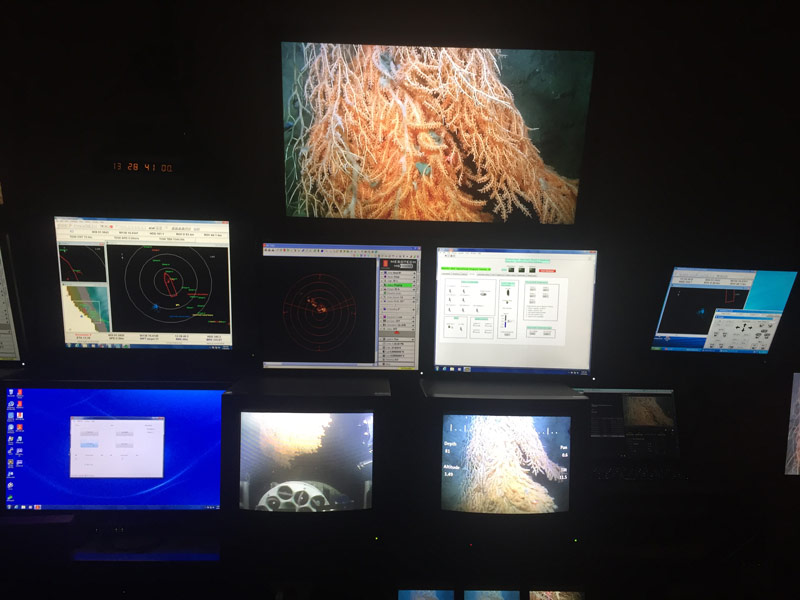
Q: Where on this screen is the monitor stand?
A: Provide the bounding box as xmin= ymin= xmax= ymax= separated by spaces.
xmin=420 ymin=378 xmax=586 ymax=400
xmin=231 ymin=375 xmax=391 ymax=397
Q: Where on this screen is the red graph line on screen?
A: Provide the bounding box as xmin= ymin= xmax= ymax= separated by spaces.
xmin=163 ymin=271 xmax=179 ymax=298
xmin=59 ymin=254 xmax=80 ymax=281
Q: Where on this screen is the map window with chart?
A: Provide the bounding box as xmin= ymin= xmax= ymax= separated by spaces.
xmin=54 ymin=217 xmax=233 ymax=350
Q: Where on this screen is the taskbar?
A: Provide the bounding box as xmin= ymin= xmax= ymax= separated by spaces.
xmin=434 ymin=365 xmax=589 ymax=376
xmin=6 ymin=504 xmax=221 ymax=510
xmin=65 ymin=343 xmax=231 ymax=350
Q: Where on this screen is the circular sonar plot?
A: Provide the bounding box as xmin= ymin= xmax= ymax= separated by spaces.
xmin=283 ymin=274 xmax=357 ymax=352
xmin=123 ymin=246 xmax=214 ymax=325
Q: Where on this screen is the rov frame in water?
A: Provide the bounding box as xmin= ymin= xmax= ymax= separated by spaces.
xmin=240 ymin=411 xmax=374 ymax=512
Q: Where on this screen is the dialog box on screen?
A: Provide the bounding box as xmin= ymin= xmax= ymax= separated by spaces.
xmin=70 ymin=417 xmax=165 ymax=478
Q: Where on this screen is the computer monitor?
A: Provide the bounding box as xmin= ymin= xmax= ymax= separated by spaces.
xmin=239 ymin=411 xmax=373 ymax=511
xmin=434 ymin=248 xmax=597 ymax=374
xmin=651 ymin=267 xmax=797 ymax=353
xmin=442 ymin=414 xmax=571 ymax=514
xmin=4 ymin=387 xmax=222 ymax=510
xmin=581 ymin=388 xmax=680 ymax=461
xmin=54 ymin=216 xmax=232 ymax=349
xmin=261 ymin=243 xmax=421 ymax=370
xmin=529 ymin=593 xmax=584 ymax=600
xmin=785 ymin=373 xmax=800 ymax=475
xmin=465 ymin=592 xmax=520 ymax=600
xmin=282 ymin=42 xmax=594 ymax=223
xmin=0 ymin=237 xmax=22 ymax=363
xmin=398 ymin=592 xmax=454 ymax=600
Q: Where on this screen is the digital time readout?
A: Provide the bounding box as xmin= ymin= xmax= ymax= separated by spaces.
xmin=112 ymin=161 xmax=176 ymax=174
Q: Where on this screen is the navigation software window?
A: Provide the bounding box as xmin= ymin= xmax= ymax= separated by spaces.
xmin=54 ymin=217 xmax=233 ymax=349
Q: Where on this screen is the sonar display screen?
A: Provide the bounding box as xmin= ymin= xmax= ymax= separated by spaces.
xmin=261 ymin=243 xmax=421 ymax=370
xmin=54 ymin=217 xmax=232 ymax=349
xmin=240 ymin=412 xmax=374 ymax=512
xmin=442 ymin=415 xmax=570 ymax=514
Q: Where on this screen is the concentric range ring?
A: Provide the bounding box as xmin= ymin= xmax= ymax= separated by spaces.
xmin=282 ymin=273 xmax=357 ymax=352
xmin=123 ymin=247 xmax=213 ymax=324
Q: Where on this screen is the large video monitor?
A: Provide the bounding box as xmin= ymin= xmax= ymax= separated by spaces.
xmin=4 ymin=387 xmax=222 ymax=510
xmin=282 ymin=42 xmax=594 ymax=224
xmin=529 ymin=593 xmax=584 ymax=600
xmin=261 ymin=243 xmax=421 ymax=370
xmin=651 ymin=267 xmax=797 ymax=353
xmin=465 ymin=592 xmax=520 ymax=600
xmin=398 ymin=592 xmax=455 ymax=600
xmin=54 ymin=216 xmax=232 ymax=350
xmin=442 ymin=414 xmax=571 ymax=514
xmin=0 ymin=239 xmax=22 ymax=363
xmin=239 ymin=411 xmax=373 ymax=512
xmin=434 ymin=248 xmax=597 ymax=375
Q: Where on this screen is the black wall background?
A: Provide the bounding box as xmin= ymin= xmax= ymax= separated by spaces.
xmin=1 ymin=2 xmax=798 ymax=598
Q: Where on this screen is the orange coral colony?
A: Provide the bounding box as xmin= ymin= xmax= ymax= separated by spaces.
xmin=285 ymin=44 xmax=578 ymax=223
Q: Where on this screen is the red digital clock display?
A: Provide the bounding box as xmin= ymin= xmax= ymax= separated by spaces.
xmin=112 ymin=161 xmax=175 ymax=174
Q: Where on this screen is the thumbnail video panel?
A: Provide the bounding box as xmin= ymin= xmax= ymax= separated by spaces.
xmin=785 ymin=374 xmax=800 ymax=475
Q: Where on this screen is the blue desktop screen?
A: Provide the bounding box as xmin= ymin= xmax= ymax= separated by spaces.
xmin=5 ymin=388 xmax=222 ymax=510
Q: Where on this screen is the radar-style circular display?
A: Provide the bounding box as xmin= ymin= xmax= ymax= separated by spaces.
xmin=282 ymin=273 xmax=357 ymax=352
xmin=123 ymin=246 xmax=213 ymax=324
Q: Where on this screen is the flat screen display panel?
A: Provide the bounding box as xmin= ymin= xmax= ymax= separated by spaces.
xmin=434 ymin=248 xmax=597 ymax=374
xmin=398 ymin=592 xmax=454 ymax=600
xmin=465 ymin=592 xmax=520 ymax=600
xmin=261 ymin=243 xmax=421 ymax=370
xmin=785 ymin=373 xmax=800 ymax=475
xmin=442 ymin=415 xmax=570 ymax=514
xmin=240 ymin=412 xmax=373 ymax=512
xmin=282 ymin=42 xmax=594 ymax=223
xmin=651 ymin=267 xmax=796 ymax=353
xmin=4 ymin=387 xmax=222 ymax=510
xmin=529 ymin=593 xmax=584 ymax=600
xmin=0 ymin=246 xmax=21 ymax=362
xmin=54 ymin=216 xmax=232 ymax=349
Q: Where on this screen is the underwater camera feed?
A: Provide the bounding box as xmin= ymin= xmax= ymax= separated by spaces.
xmin=240 ymin=412 xmax=373 ymax=511
xmin=465 ymin=592 xmax=520 ymax=600
xmin=529 ymin=593 xmax=584 ymax=600
xmin=442 ymin=415 xmax=570 ymax=514
xmin=398 ymin=592 xmax=455 ymax=600
xmin=622 ymin=395 xmax=676 ymax=427
xmin=282 ymin=42 xmax=594 ymax=223
xmin=785 ymin=374 xmax=800 ymax=475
